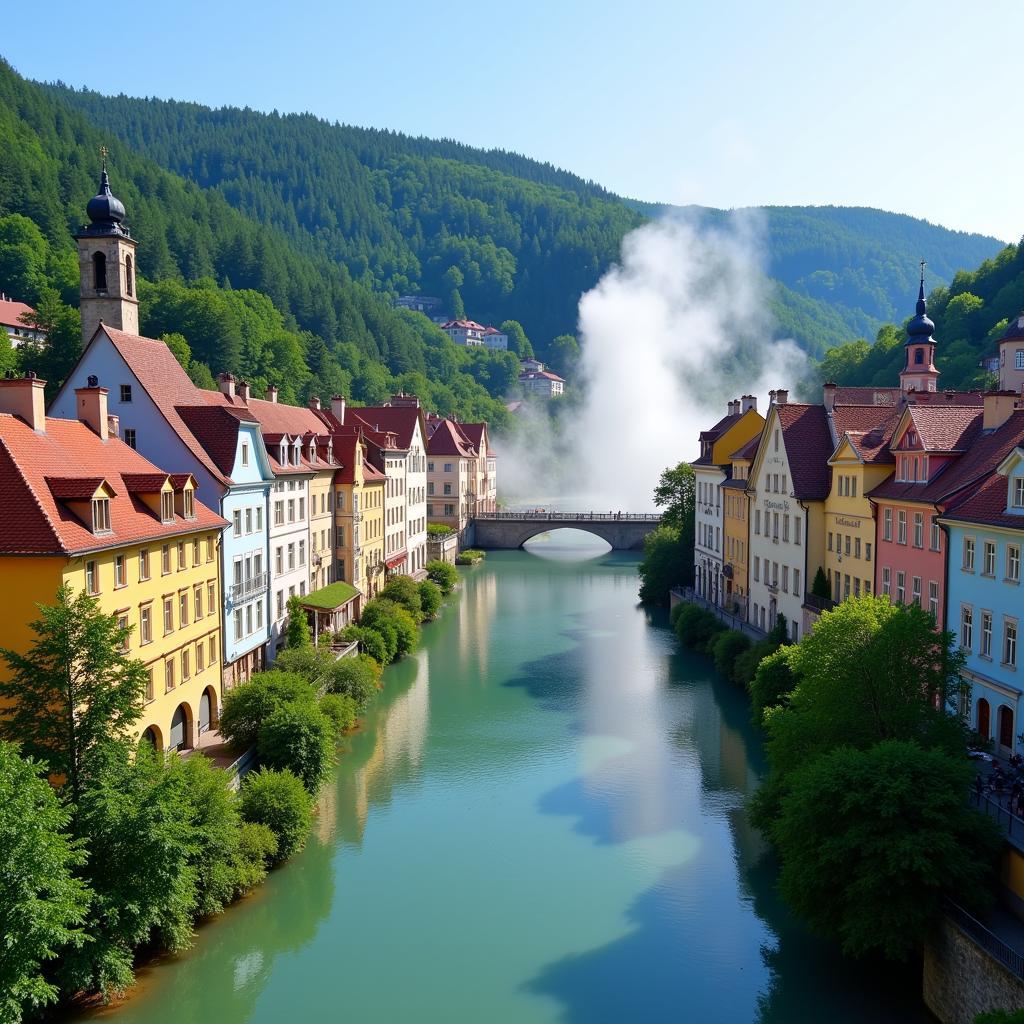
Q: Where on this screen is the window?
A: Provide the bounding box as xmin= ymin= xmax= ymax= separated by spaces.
xmin=92 ymin=497 xmax=111 ymax=534
xmin=85 ymin=560 xmax=98 ymax=595
xmin=1005 ymin=619 xmax=1018 ymax=668
xmin=245 ymin=508 xmax=253 ymax=534
xmin=782 ymin=514 xmax=790 ymax=542
xmin=912 ymin=576 xmax=922 ymax=606
xmin=845 ymin=534 xmax=851 ymax=557
xmin=140 ymin=605 xmax=152 ymax=644
xmin=961 ymin=605 xmax=974 ymax=649
xmin=866 ymin=542 xmax=872 ymax=561
xmin=896 ymin=571 xmax=906 ymax=604
xmin=851 ymin=477 xmax=857 ymax=498
xmin=193 ymin=539 xmax=200 ymax=565
xmin=146 ymin=668 xmax=154 ymax=702
xmin=125 ymin=253 xmax=134 ymax=297
xmin=287 ymin=544 xmax=295 ymax=570
xmin=930 ymin=517 xmax=941 ymax=551
xmin=444 ymin=463 xmax=453 ymax=473
xmin=753 ymin=556 xmax=760 ymax=582
xmin=978 ymin=540 xmax=995 ymax=581
xmin=92 ymin=251 xmax=107 ymax=291
xmin=755 ymin=509 xmax=761 ymax=535
xmin=241 ymin=442 xmax=249 ymax=467
xmin=163 ymin=598 xmax=174 ymax=634
xmin=913 ymin=513 xmax=924 ymax=548
xmin=882 ymin=566 xmax=891 ymax=596
xmin=299 ymin=497 xmax=305 ymax=520
xmin=782 ymin=566 xmax=789 ymax=593
xmin=443 ymin=483 xmax=452 ymax=496
xmin=928 ymin=581 xmax=938 ymax=617
xmin=233 ymin=511 xmax=242 ymax=537
xmin=982 ymin=611 xmax=993 ymax=658
xmin=181 ymin=648 xmax=190 ymax=681
xmin=1015 ymin=478 xmax=1024 ymax=509
xmin=208 ymin=581 xmax=215 ymax=613
xmin=256 ymin=506 xmax=263 ymax=531
xmin=274 ymin=501 xmax=284 ymax=526
xmin=843 ymin=574 xmax=850 ymax=600
xmin=120 ymin=384 xmax=132 ymax=403
xmin=299 ymin=540 xmax=306 ymax=566
xmin=256 ymin=601 xmax=264 ymax=629
xmin=277 ymin=591 xmax=284 ymax=619
xmin=207 ymin=537 xmax=215 ymax=561
xmin=165 ymin=658 xmax=175 ymax=692
xmin=161 ymin=491 xmax=174 ymax=523
xmin=1009 ymin=545 xmax=1021 ymax=583
xmin=177 ymin=541 xmax=186 ymax=571
xmin=963 ymin=537 xmax=976 ymax=572
xmin=288 ymin=499 xmax=295 ymax=523
xmin=794 ymin=569 xmax=801 ymax=596
xmin=828 ymin=531 xmax=833 ymax=552
xmin=114 ymin=554 xmax=126 ymax=587
xmin=897 ymin=510 xmax=907 ymax=545
xmin=883 ymin=508 xmax=892 ymax=542
xmin=1017 ymin=350 xmax=1024 ymax=371
xmin=209 ymin=636 xmax=217 ymax=665
xmin=794 ymin=519 xmax=801 ymax=546
xmin=179 ymin=592 xmax=189 ymax=627
xmin=124 ymin=428 xmax=137 ymax=449
xmin=275 ymin=547 xmax=283 ymax=576
xmin=854 ymin=538 xmax=861 ymax=559
xmin=194 ymin=585 xmax=203 ymax=619
xmin=184 ymin=491 xmax=195 ymax=519
xmin=197 ymin=642 xmax=205 ymax=673
xmin=444 ymin=503 xmax=455 ymax=517
xmin=234 ymin=609 xmax=243 ymax=641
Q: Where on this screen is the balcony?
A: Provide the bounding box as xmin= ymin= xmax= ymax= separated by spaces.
xmin=231 ymin=571 xmax=268 ymax=605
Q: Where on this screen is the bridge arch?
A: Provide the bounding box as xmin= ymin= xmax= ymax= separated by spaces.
xmin=472 ymin=513 xmax=660 ymax=552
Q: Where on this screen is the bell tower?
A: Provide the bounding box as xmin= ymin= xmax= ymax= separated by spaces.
xmin=899 ymin=261 xmax=940 ymax=394
xmin=74 ymin=149 xmax=139 ymax=345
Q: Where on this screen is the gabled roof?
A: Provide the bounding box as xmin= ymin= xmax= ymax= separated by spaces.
xmin=729 ymin=434 xmax=761 ymax=462
xmin=176 ymin=405 xmax=257 ymax=478
xmin=693 ymin=412 xmax=744 ymax=466
xmin=440 ymin=319 xmax=486 ymax=331
xmin=519 ymin=369 xmax=565 ymax=383
xmin=871 ymin=411 xmax=1024 ymax=506
xmin=0 ymin=413 xmax=225 ymax=556
xmin=832 ymin=386 xmax=901 ymax=407
xmin=347 ymin=405 xmax=424 ymax=451
xmin=940 ymin=470 xmax=1024 ymax=530
xmin=0 ymin=297 xmax=35 ymax=329
xmin=777 ymin=404 xmax=833 ymax=499
xmin=427 ymin=418 xmax=477 ymax=458
xmin=458 ymin=421 xmax=490 ymax=456
xmin=830 ymin=405 xmax=901 ymax=464
xmin=897 ymin=405 xmax=983 ymax=453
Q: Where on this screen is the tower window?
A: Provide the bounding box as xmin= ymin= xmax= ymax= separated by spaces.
xmin=125 ymin=254 xmax=134 ymax=297
xmin=914 ymin=347 xmax=924 ymax=364
xmin=93 ymin=251 xmax=107 ymax=292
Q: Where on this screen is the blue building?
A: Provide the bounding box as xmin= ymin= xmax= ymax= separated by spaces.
xmin=51 ymin=168 xmax=275 ymax=686
xmin=941 ymin=444 xmax=1024 ymax=757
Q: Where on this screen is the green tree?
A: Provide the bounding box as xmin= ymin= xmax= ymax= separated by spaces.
xmin=380 ymin=575 xmax=424 ymax=621
xmin=500 ymin=319 xmax=533 ymax=358
xmin=710 ymin=629 xmax=750 ymax=678
xmin=339 ymin=625 xmax=390 ymax=666
xmin=318 ymin=693 xmax=358 ymax=735
xmin=0 ymin=584 xmax=147 ymax=804
xmin=418 ymin=579 xmax=442 ymax=619
xmin=810 ymin=566 xmax=830 ymax=601
xmin=770 ymin=740 xmax=1000 ymax=960
xmin=0 ymin=742 xmax=89 ymax=1023
xmin=426 ymin=559 xmax=458 ymax=595
xmin=257 ymin=702 xmax=335 ymax=793
xmin=638 ymin=525 xmax=691 ymax=605
xmin=285 ymin=595 xmax=312 ymax=649
xmin=748 ymin=646 xmax=799 ymax=724
xmin=652 ymin=462 xmax=696 ymax=584
xmin=239 ymin=768 xmax=313 ymax=862
xmin=218 ymin=671 xmax=316 ymax=751
xmin=547 ymin=333 xmax=580 ymax=377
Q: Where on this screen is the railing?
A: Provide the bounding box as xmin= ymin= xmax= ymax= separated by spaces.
xmin=474 ymin=511 xmax=662 ymax=522
xmin=803 ymin=592 xmax=836 ymax=613
xmin=970 ymin=789 xmax=1024 ymax=849
xmin=230 ymin=571 xmax=268 ymax=604
xmin=946 ymin=902 xmax=1024 ymax=981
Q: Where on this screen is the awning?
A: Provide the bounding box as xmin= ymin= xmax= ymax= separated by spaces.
xmin=385 ymin=551 xmax=407 ymax=570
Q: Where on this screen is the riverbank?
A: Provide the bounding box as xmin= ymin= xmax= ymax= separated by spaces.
xmin=78 ymin=545 xmax=928 ymax=1023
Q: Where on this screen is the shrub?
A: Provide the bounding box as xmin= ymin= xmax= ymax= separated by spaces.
xmin=257 ymin=702 xmax=335 ymax=793
xmin=232 ymin=822 xmax=278 ymax=892
xmin=749 ymin=646 xmax=799 ymax=725
xmin=732 ymin=639 xmax=777 ymax=689
xmin=239 ymin=768 xmax=312 ymax=861
xmin=811 ymin=566 xmax=831 ymax=601
xmin=319 ymin=693 xmax=358 ymax=735
xmin=340 ymin=625 xmax=390 ymax=666
xmin=418 ymin=579 xmax=442 ymax=620
xmin=456 ymin=549 xmax=485 ymax=565
xmin=426 ymin=523 xmax=455 ymax=536
xmin=380 ymin=576 xmax=424 ymax=621
xmin=326 ymin=654 xmax=380 ymax=708
xmin=361 ymin=598 xmax=420 ymax=660
xmin=674 ymin=605 xmax=723 ymax=651
xmin=218 ymin=671 xmax=316 ymax=750
xmin=426 ymin=559 xmax=458 ymax=595
xmin=385 ymin=602 xmax=420 ymax=656
xmin=710 ymin=629 xmax=751 ymax=678
xmin=638 ymin=525 xmax=690 ymax=606
xmin=284 ymin=595 xmax=312 ymax=648
xmin=669 ymin=601 xmax=687 ymax=629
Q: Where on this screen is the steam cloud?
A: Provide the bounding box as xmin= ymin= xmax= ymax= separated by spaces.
xmin=498 ymin=211 xmax=808 ymax=511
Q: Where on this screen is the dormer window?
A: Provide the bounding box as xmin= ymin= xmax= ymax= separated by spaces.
xmin=280 ymin=442 xmax=287 ymax=464
xmin=183 ymin=490 xmax=195 ymax=519
xmin=1014 ymin=478 xmax=1024 ymax=509
xmin=160 ymin=491 xmax=174 ymax=523
xmin=241 ymin=442 xmax=249 ymax=467
xmin=92 ymin=497 xmax=111 ymax=534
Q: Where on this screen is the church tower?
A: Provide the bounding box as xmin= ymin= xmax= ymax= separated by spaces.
xmin=74 ymin=151 xmax=138 ymax=345
xmin=899 ymin=262 xmax=940 ymax=394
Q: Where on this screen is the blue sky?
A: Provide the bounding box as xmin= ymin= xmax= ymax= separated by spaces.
xmin=5 ymin=0 xmax=1023 ymax=241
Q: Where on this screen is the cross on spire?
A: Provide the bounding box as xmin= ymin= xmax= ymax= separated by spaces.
xmin=99 ymin=145 xmax=108 ymax=171
xmin=919 ymin=258 xmax=926 ymax=286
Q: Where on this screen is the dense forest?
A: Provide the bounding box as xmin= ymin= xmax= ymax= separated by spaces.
xmin=43 ymin=79 xmax=1001 ymax=358
xmin=818 ymin=241 xmax=1024 ymax=390
xmin=0 ymin=55 xmax=1010 ymax=420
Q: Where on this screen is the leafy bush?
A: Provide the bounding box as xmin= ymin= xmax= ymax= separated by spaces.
xmin=811 ymin=566 xmax=831 ymax=601
xmin=218 ymin=671 xmax=316 ymax=750
xmin=380 ymin=576 xmax=424 ymax=621
xmin=257 ymin=702 xmax=335 ymax=793
xmin=326 ymin=654 xmax=380 ymax=708
xmin=975 ymin=1012 xmax=1024 ymax=1024
xmin=669 ymin=601 xmax=687 ymax=629
xmin=673 ymin=604 xmax=724 ymax=652
xmin=284 ymin=594 xmax=312 ymax=649
xmin=239 ymin=768 xmax=313 ymax=862
xmin=232 ymin=822 xmax=278 ymax=892
xmin=426 ymin=559 xmax=458 ymax=595
xmin=638 ymin=525 xmax=690 ymax=606
xmin=418 ymin=579 xmax=442 ymax=620
xmin=339 ymin=625 xmax=390 ymax=666
xmin=456 ymin=549 xmax=485 ymax=564
xmin=733 ymin=638 xmax=778 ymax=689
xmin=272 ymin=645 xmax=335 ymax=686
xmin=361 ymin=598 xmax=420 ymax=660
xmin=427 ymin=523 xmax=455 ymax=536
xmin=710 ymin=630 xmax=751 ymax=678
xmin=319 ymin=693 xmax=358 ymax=735
xmin=748 ymin=647 xmax=799 ymax=725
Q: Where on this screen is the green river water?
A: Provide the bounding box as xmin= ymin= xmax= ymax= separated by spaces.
xmin=90 ymin=538 xmax=930 ymax=1023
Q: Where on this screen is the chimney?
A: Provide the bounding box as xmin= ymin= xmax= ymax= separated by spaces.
xmin=107 ymin=414 xmax=119 ymax=438
xmin=768 ymin=389 xmax=777 ymax=405
xmin=331 ymin=394 xmax=346 ymax=424
xmin=238 ymin=380 xmax=251 ymax=403
xmin=309 ymin=395 xmax=322 ymax=412
xmin=741 ymin=394 xmax=757 ymax=414
xmin=75 ymin=377 xmax=110 ymax=440
xmin=390 ymin=393 xmax=421 ymax=408
xmin=775 ymin=389 xmax=789 ymax=406
xmin=0 ymin=371 xmax=47 ymax=432
xmin=266 ymin=384 xmax=278 ymax=404
xmin=822 ymin=381 xmax=837 ymax=415
xmin=983 ymin=391 xmax=1018 ymax=431
xmin=218 ymin=372 xmax=235 ymax=400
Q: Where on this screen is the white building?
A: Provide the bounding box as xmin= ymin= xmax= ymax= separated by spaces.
xmin=519 ymin=366 xmax=565 ymax=397
xmin=481 ymin=326 xmax=508 ymax=351
xmin=745 ymin=393 xmax=831 ymax=641
xmin=0 ymin=295 xmax=45 ymax=348
xmin=440 ymin=319 xmax=486 ymax=347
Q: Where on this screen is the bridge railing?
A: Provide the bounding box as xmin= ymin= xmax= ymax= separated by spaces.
xmin=473 ymin=511 xmax=662 ymax=522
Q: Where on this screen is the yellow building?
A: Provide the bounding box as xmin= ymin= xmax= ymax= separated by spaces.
xmin=822 ymin=405 xmax=900 ymax=610
xmin=0 ymin=375 xmax=225 ymax=752
xmin=722 ymin=434 xmax=760 ymax=615
xmin=334 ymin=431 xmax=387 ymax=603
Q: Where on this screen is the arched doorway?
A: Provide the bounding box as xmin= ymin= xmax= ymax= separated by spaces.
xmin=199 ymin=687 xmax=218 ymax=735
xmin=140 ymin=725 xmax=161 ymax=750
xmin=998 ymin=705 xmax=1015 ymax=753
xmin=977 ymin=698 xmax=991 ymax=741
xmin=169 ymin=702 xmax=193 ymax=751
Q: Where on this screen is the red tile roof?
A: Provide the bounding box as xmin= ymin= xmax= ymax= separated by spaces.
xmin=729 ymin=434 xmax=761 ymax=461
xmin=348 ymin=405 xmax=424 ymax=451
xmin=440 ymin=319 xmax=486 ymax=331
xmin=832 ymin=386 xmax=901 ymax=407
xmin=899 ymin=406 xmax=983 ymax=453
xmin=0 ymin=298 xmax=35 ymax=329
xmin=121 ymin=472 xmax=173 ymax=492
xmin=941 ymin=470 xmax=1024 ymax=530
xmin=176 ymin=405 xmax=256 ymax=478
xmin=777 ymin=404 xmax=833 ymax=499
xmin=831 ymin=405 xmax=901 ymax=464
xmin=519 ymin=370 xmax=565 ymax=383
xmin=427 ymin=418 xmax=477 ymax=458
xmin=693 ymin=412 xmax=744 ymax=466
xmin=0 ymin=413 xmax=225 ymax=556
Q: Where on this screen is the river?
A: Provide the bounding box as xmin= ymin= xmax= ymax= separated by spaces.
xmin=90 ymin=537 xmax=930 ymax=1023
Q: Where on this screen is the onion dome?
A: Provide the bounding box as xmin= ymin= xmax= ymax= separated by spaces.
xmin=906 ymin=265 xmax=935 ymax=344
xmin=86 ymin=166 xmax=126 ymax=227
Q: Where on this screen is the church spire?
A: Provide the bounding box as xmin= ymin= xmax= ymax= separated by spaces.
xmin=900 ymin=260 xmax=940 ymax=394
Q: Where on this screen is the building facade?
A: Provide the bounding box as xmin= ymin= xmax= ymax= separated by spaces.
xmin=722 ymin=435 xmax=759 ymax=615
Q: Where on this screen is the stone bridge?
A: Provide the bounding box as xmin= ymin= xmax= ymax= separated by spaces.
xmin=471 ymin=511 xmax=662 ymax=551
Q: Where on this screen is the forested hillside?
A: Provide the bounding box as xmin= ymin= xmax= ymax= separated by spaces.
xmin=44 ymin=82 xmax=1002 ymax=358
xmin=819 ymin=241 xmax=1024 ymax=390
